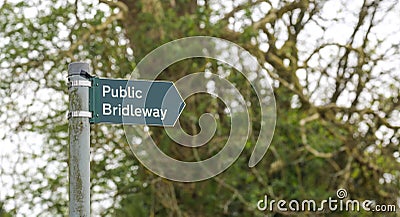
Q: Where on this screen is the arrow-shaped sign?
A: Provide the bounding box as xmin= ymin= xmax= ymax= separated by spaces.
xmin=89 ymin=77 xmax=185 ymax=126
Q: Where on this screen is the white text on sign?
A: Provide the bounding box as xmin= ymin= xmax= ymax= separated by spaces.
xmin=102 ymin=85 xmax=168 ymax=121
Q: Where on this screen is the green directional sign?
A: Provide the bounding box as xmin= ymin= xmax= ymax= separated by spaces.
xmin=89 ymin=77 xmax=185 ymax=126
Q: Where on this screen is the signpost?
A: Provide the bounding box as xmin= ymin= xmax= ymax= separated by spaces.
xmin=68 ymin=62 xmax=185 ymax=216
xmin=68 ymin=63 xmax=91 ymax=217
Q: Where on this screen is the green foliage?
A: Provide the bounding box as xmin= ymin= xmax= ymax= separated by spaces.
xmin=1 ymin=0 xmax=399 ymax=216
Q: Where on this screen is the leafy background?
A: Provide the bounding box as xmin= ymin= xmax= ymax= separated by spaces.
xmin=0 ymin=0 xmax=399 ymax=216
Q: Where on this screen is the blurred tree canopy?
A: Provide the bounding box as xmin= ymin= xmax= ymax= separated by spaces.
xmin=0 ymin=0 xmax=399 ymax=216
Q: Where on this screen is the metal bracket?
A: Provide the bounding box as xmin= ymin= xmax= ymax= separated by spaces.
xmin=68 ymin=68 xmax=93 ymax=79
xmin=89 ymin=76 xmax=99 ymax=124
xmin=68 ymin=80 xmax=92 ymax=88
xmin=68 ymin=111 xmax=92 ymax=119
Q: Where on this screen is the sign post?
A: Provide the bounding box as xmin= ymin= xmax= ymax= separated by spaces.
xmin=67 ymin=62 xmax=185 ymax=216
xmin=68 ymin=62 xmax=91 ymax=217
